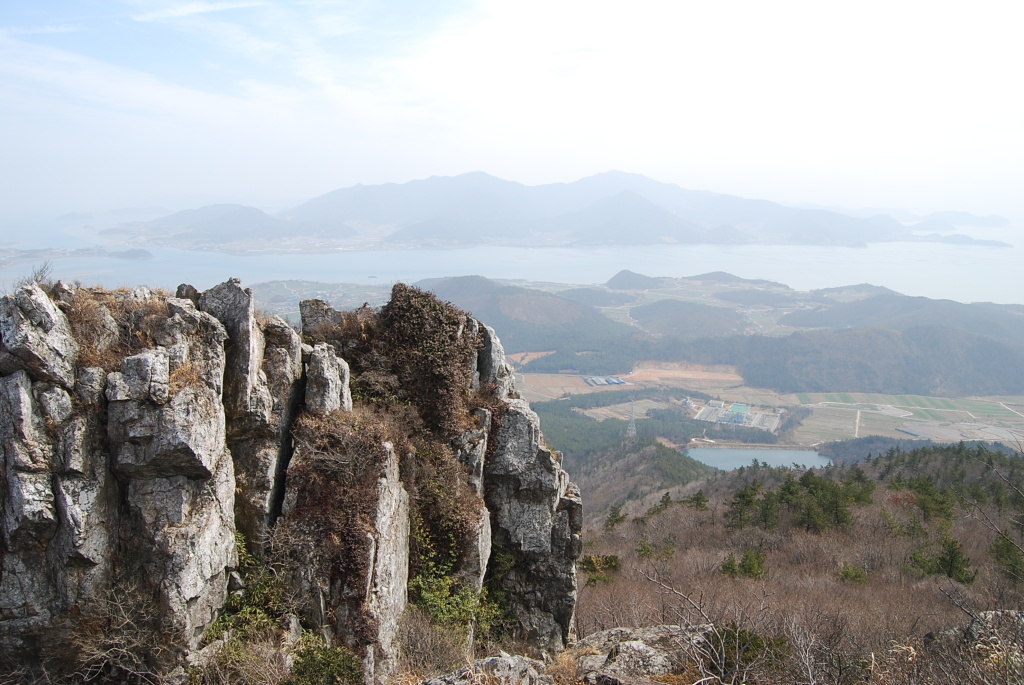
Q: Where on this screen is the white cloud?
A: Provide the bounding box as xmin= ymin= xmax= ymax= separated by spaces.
xmin=131 ymin=1 xmax=270 ymax=22
xmin=1 ymin=25 xmax=79 ymax=35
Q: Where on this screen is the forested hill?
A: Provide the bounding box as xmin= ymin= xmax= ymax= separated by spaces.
xmin=415 ymin=275 xmax=640 ymax=352
xmin=578 ymin=442 xmax=1024 ymax=684
xmin=523 ymin=325 xmax=1024 ymax=396
xmin=782 ymin=293 xmax=1024 ymax=349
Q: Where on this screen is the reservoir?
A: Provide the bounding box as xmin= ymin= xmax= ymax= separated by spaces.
xmin=686 ymin=447 xmax=830 ymax=471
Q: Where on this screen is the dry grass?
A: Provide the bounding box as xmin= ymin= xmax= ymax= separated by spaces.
xmin=63 ymin=286 xmax=171 ymax=371
xmin=547 ymin=650 xmax=583 ymax=685
xmin=169 ymin=360 xmax=203 ymax=395
xmin=395 ymin=605 xmax=470 ymax=678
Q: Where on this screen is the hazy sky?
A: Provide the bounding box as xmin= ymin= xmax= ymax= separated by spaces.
xmin=1 ymin=0 xmax=1021 ymax=217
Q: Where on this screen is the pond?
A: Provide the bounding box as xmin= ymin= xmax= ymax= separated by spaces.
xmin=686 ymin=447 xmax=830 ymax=471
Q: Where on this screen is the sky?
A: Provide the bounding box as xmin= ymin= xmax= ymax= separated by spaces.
xmin=1 ymin=0 xmax=1022 ymax=219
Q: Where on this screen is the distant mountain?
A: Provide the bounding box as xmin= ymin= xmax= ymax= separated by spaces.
xmin=781 ymin=293 xmax=1024 ymax=349
xmin=281 ymin=171 xmax=915 ymax=248
xmin=606 ymin=269 xmax=670 ymax=289
xmin=542 ymin=191 xmax=708 ymax=245
xmin=151 ymin=205 xmax=290 ymax=242
xmin=810 ymin=284 xmax=898 ymax=301
xmin=724 ymin=326 xmax=1024 ymax=396
xmin=99 ymin=172 xmax=1008 ymax=251
xmin=570 ymin=437 xmax=716 ymax=515
xmin=714 ymin=290 xmax=798 ymax=307
xmin=415 ymin=275 xmax=639 ymax=353
xmin=684 ymin=271 xmax=789 ymax=288
xmin=101 ymin=204 xmax=329 ymax=244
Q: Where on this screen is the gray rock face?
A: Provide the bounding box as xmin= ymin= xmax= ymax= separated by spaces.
xmin=0 ymin=370 xmax=60 ymax=655
xmin=0 ymin=278 xmax=581 ymax=680
xmin=485 ymin=399 xmax=583 ymax=652
xmin=199 ymin=278 xmax=271 ymax=424
xmin=0 ymin=283 xmax=79 ymax=388
xmin=299 ymin=298 xmax=342 ymax=332
xmin=305 ymin=342 xmax=353 ymax=415
xmin=477 ymin=323 xmax=516 ymax=399
xmin=104 ymin=298 xmax=237 ymax=652
xmin=0 ymin=291 xmax=238 ymax=663
xmin=199 ymin=281 xmax=303 ymax=545
xmin=364 ymin=442 xmax=410 ymax=684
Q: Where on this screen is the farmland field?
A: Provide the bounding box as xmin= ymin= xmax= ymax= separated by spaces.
xmin=790 ymin=407 xmax=857 ymax=444
xmin=516 ymin=368 xmax=1024 ymax=446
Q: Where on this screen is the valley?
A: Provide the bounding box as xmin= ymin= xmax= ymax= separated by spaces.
xmin=247 ymin=270 xmax=1024 ymax=460
xmin=518 ymin=367 xmax=1024 ymax=447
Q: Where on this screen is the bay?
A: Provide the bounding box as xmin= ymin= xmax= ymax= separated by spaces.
xmin=1 ymin=241 xmax=1021 ymax=305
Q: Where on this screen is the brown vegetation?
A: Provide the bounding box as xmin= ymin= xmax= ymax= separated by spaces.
xmin=63 ymin=286 xmax=171 ymax=371
xmin=577 ymin=455 xmax=1024 ymax=684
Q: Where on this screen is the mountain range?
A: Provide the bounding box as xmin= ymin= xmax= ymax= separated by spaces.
xmin=97 ymin=172 xmax=1010 ymax=250
xmin=405 ymin=271 xmax=1024 ymax=396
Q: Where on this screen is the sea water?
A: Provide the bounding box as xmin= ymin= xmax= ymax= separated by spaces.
xmin=1 ymin=241 xmax=1021 ymax=305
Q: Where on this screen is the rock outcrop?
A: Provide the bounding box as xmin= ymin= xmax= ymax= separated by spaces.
xmin=0 ymin=279 xmax=581 ymax=683
xmin=485 ymin=399 xmax=583 ymax=652
xmin=423 ymin=625 xmax=714 ymax=685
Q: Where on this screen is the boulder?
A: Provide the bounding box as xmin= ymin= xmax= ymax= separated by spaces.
xmin=424 ymin=653 xmax=552 ymax=685
xmin=576 ymin=625 xmax=711 ymax=682
xmin=199 ymin=281 xmax=301 ymax=545
xmin=300 ymin=298 xmax=342 ymax=332
xmin=0 ymin=283 xmax=79 ymax=388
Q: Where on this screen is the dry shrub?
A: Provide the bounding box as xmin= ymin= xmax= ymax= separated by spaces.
xmin=292 ymin=402 xmax=415 ymax=465
xmin=547 ymin=650 xmax=582 ymax=685
xmin=406 ymin=437 xmax=484 ymax=578
xmin=576 ymin=476 xmax=1024 ymax=685
xmin=64 ymin=287 xmax=171 ymax=371
xmin=193 ymin=632 xmax=292 ymax=685
xmin=13 ymin=261 xmax=54 ymax=293
xmin=378 ymin=284 xmax=480 ymax=438
xmin=396 ymin=605 xmax=470 ymax=678
xmin=34 ymin=579 xmax=176 ymax=684
xmin=868 ymin=624 xmax=1024 ymax=685
xmin=277 ymin=405 xmax=411 ymax=646
xmin=654 ymin=670 xmax=701 ymax=685
xmin=305 ymin=304 xmax=380 ymax=359
xmin=306 ymin=285 xmax=481 ymax=437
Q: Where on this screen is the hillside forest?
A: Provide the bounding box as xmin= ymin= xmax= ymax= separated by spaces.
xmin=576 ymin=442 xmax=1024 ymax=684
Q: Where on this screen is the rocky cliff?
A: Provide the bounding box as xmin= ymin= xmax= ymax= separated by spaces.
xmin=0 ymin=278 xmax=581 ymax=683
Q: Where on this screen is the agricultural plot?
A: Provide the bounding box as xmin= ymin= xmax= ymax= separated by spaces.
xmin=917 ymin=409 xmax=975 ymax=422
xmin=857 ymin=412 xmax=913 ymax=438
xmin=790 ymin=407 xmax=857 ymax=444
xmin=517 ymin=374 xmax=616 ymax=402
xmin=958 ymin=400 xmax=1023 ymax=421
xmin=582 ymin=399 xmax=674 ymax=421
xmin=718 ymin=389 xmax=788 ymax=406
